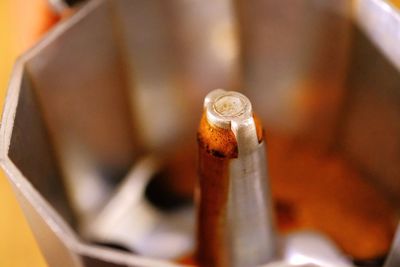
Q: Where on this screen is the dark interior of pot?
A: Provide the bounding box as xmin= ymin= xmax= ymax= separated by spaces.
xmin=6 ymin=0 xmax=400 ymax=266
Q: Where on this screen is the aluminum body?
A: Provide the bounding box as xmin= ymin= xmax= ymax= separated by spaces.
xmin=1 ymin=0 xmax=400 ymax=266
xmin=197 ymin=89 xmax=277 ymax=266
xmin=384 ymin=223 xmax=400 ymax=267
xmin=228 ymin=145 xmax=276 ymax=266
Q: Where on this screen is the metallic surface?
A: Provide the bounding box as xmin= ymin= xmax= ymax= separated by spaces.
xmin=235 ymin=0 xmax=352 ymax=142
xmin=356 ymin=0 xmax=400 ymax=72
xmin=198 ymin=89 xmax=277 ymax=267
xmin=347 ymin=0 xmax=400 ymax=208
xmin=86 ymin=156 xmax=195 ymax=260
xmin=1 ymin=0 xmax=400 ymax=266
xmin=283 ymin=232 xmax=352 ymax=267
xmin=384 ymin=223 xmax=400 ymax=267
xmin=48 ymin=0 xmax=69 ymax=13
xmin=228 ymin=144 xmax=276 ymax=266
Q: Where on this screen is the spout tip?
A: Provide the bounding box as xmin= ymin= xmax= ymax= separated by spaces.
xmin=204 ymin=89 xmax=253 ymax=130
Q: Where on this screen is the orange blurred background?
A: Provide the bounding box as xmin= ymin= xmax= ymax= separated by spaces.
xmin=0 ymin=1 xmax=56 ymax=266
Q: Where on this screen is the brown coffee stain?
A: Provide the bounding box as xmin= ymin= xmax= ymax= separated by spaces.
xmin=168 ymin=116 xmax=396 ymax=264
xmin=266 ymin=132 xmax=397 ymax=259
xmin=196 ymin=112 xmax=263 ymax=267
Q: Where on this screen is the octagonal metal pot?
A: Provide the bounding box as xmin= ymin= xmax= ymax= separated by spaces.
xmin=2 ymin=0 xmax=400 ymax=266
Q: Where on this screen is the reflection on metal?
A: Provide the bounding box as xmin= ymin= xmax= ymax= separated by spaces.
xmin=48 ymin=0 xmax=69 ymax=14
xmin=283 ymin=232 xmax=353 ymax=267
xmin=1 ymin=0 xmax=400 ymax=266
xmin=355 ymin=0 xmax=400 ymax=72
xmin=86 ymin=156 xmax=194 ymax=260
xmin=384 ymin=223 xmax=400 ymax=267
xmin=198 ymin=89 xmax=277 ymax=267
xmin=235 ymin=0 xmax=352 ymax=135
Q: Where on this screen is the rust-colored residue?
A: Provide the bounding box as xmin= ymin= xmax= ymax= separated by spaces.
xmin=197 ymin=113 xmax=263 ymax=158
xmin=176 ymin=254 xmax=196 ymax=265
xmin=196 ymin=145 xmax=230 ymax=267
xmin=266 ymin=133 xmax=397 ymax=259
xmin=196 ymin=112 xmax=263 ymax=267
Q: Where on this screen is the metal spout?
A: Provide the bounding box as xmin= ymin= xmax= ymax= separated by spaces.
xmin=197 ymin=89 xmax=277 ymax=267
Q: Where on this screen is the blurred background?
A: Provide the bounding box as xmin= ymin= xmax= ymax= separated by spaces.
xmin=0 ymin=1 xmax=56 ymax=266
